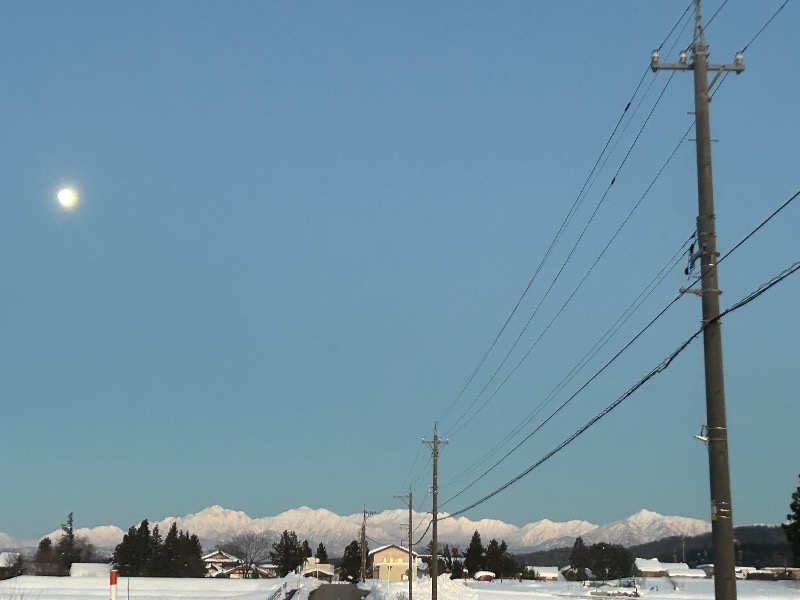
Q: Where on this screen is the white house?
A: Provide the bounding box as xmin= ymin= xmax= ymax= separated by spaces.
xmin=369 ymin=544 xmax=420 ymax=582
xmin=633 ymin=558 xmax=666 ymax=578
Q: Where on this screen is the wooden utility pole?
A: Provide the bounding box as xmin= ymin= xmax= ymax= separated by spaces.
xmin=424 ymin=427 xmax=448 ymax=600
xmin=360 ymin=507 xmax=375 ymax=583
xmin=395 ymin=490 xmax=414 ymax=600
xmin=651 ymin=3 xmax=743 ymax=600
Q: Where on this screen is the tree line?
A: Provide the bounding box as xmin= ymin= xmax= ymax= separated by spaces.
xmin=112 ymin=519 xmax=205 ymax=577
xmin=32 ymin=513 xmax=100 ymax=576
xmin=14 ymin=477 xmax=799 ymax=580
xmin=425 ymin=531 xmax=520 ymax=579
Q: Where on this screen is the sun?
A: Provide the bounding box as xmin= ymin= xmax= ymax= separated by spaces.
xmin=57 ymin=188 xmax=78 ymax=209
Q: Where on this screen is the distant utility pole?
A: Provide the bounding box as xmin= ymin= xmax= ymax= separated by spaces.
xmin=395 ymin=489 xmax=414 ymax=600
xmin=360 ymin=507 xmax=375 ymax=583
xmin=423 ymin=427 xmax=448 ymax=600
xmin=650 ymin=2 xmax=743 ymax=600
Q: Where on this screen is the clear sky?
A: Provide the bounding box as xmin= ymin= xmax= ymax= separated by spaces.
xmin=1 ymin=1 xmax=798 ymax=541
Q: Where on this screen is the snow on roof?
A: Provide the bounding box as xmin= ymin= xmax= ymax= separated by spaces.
xmin=0 ymin=552 xmax=19 ymax=568
xmin=660 ymin=562 xmax=689 ymax=570
xmin=666 ymin=567 xmax=707 ymax=578
xmin=368 ymin=544 xmax=418 ymax=557
xmin=70 ymin=563 xmax=112 ymax=577
xmin=474 ymin=570 xmax=496 ymax=579
xmin=635 ymin=558 xmax=664 ymax=572
xmin=202 ymin=549 xmax=242 ymax=562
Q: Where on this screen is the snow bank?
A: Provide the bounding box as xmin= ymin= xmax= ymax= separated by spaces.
xmin=360 ymin=576 xmax=478 ymax=600
xmin=1 ymin=574 xmax=798 ymax=600
xmin=70 ymin=563 xmax=111 ymax=577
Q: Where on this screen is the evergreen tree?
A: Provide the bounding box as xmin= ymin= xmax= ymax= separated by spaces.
xmin=315 ymin=542 xmax=328 ymax=563
xmin=113 ymin=520 xmax=154 ymax=576
xmin=569 ymin=536 xmax=591 ymax=580
xmin=55 ymin=512 xmax=82 ymax=575
xmin=447 ymin=544 xmax=464 ymax=579
xmin=783 ymin=474 xmax=800 ymax=567
xmin=162 ymin=523 xmax=180 ymax=577
xmin=588 ymin=542 xmax=633 ymax=580
xmin=33 ymin=537 xmax=57 ymax=576
xmin=340 ymin=540 xmax=362 ymax=582
xmin=421 ymin=540 xmax=445 ymax=575
xmin=498 ymin=541 xmax=519 ymax=578
xmin=301 ymin=539 xmax=313 ymax=560
xmin=113 ymin=520 xmax=204 ymax=577
xmin=148 ymin=525 xmax=169 ymax=577
xmin=464 ymin=531 xmax=485 ymax=575
xmin=270 ymin=530 xmax=304 ymax=576
xmin=175 ymin=531 xmax=205 ymax=577
xmin=485 ymin=539 xmax=502 ymax=575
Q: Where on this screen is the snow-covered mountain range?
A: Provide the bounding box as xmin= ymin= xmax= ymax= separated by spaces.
xmin=1 ymin=506 xmax=711 ymax=555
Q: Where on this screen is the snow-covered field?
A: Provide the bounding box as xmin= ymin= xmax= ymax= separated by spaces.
xmin=365 ymin=578 xmax=800 ymax=600
xmin=1 ymin=575 xmax=798 ymax=600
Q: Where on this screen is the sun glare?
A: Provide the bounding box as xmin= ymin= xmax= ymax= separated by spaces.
xmin=57 ymin=188 xmax=78 ymax=209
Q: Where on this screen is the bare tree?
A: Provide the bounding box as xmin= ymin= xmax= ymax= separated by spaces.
xmin=221 ymin=532 xmax=272 ymax=579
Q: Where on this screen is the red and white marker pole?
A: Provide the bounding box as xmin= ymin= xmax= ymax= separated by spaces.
xmin=110 ymin=569 xmax=118 ymax=600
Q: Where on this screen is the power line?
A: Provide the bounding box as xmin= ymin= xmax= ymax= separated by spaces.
xmin=442 ymin=256 xmax=800 ymax=519
xmin=684 ymin=0 xmax=731 ymax=52
xmin=659 ymin=1 xmax=695 ymax=52
xmin=412 ymin=517 xmax=434 ymax=546
xmin=434 ymin=3 xmax=694 ymax=430
xmin=445 ymin=72 xmax=679 ymax=438
xmin=741 ymin=0 xmax=792 ymax=53
xmin=440 ymin=186 xmax=800 ymax=508
xmin=440 ymin=284 xmax=686 ymax=509
xmin=441 ymin=232 xmax=692 ymax=490
xmin=397 ymin=440 xmax=425 ymax=492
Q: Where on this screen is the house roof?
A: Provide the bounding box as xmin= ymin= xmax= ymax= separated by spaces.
xmin=635 ymin=558 xmax=665 ymax=572
xmin=368 ymin=544 xmax=418 ymax=558
xmin=0 ymin=553 xmax=19 ymax=568
xmin=203 ymin=549 xmax=242 ymax=563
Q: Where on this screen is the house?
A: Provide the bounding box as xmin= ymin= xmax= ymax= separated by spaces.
xmin=633 ymin=558 xmax=666 ymax=578
xmin=214 ymin=563 xmax=279 ymax=579
xmin=256 ymin=564 xmax=280 ymax=578
xmin=525 ymin=566 xmax=560 ymax=581
xmin=369 ymin=544 xmax=419 ymax=581
xmin=473 ymin=570 xmax=495 ymax=581
xmin=302 ymin=557 xmax=335 ymax=582
xmin=202 ymin=549 xmax=243 ymax=578
xmin=0 ymin=553 xmax=20 ymax=580
xmin=663 ymin=563 xmax=707 ymax=579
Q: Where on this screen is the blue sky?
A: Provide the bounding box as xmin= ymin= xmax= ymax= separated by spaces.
xmin=1 ymin=1 xmax=798 ymax=541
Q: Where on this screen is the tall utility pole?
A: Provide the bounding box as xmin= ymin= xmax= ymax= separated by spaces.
xmin=651 ymin=3 xmax=743 ymax=600
xmin=423 ymin=427 xmax=448 ymax=600
xmin=360 ymin=507 xmax=375 ymax=583
xmin=395 ymin=490 xmax=414 ymax=600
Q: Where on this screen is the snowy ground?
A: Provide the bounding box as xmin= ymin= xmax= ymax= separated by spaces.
xmin=1 ymin=575 xmax=798 ymax=600
xmin=362 ymin=577 xmax=800 ymax=600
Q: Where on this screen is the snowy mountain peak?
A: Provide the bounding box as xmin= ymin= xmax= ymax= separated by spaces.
xmin=1 ymin=506 xmax=712 ymax=555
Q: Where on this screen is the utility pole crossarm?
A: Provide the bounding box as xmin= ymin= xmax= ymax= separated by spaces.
xmin=651 ymin=54 xmax=745 ymax=73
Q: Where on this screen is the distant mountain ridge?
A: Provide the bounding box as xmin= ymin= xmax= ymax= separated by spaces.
xmin=2 ymin=506 xmax=712 ymax=555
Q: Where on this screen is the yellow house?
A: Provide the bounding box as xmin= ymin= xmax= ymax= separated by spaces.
xmin=369 ymin=544 xmax=419 ymax=582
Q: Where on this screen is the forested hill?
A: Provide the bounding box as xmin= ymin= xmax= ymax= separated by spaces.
xmin=515 ymin=525 xmax=791 ymax=569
